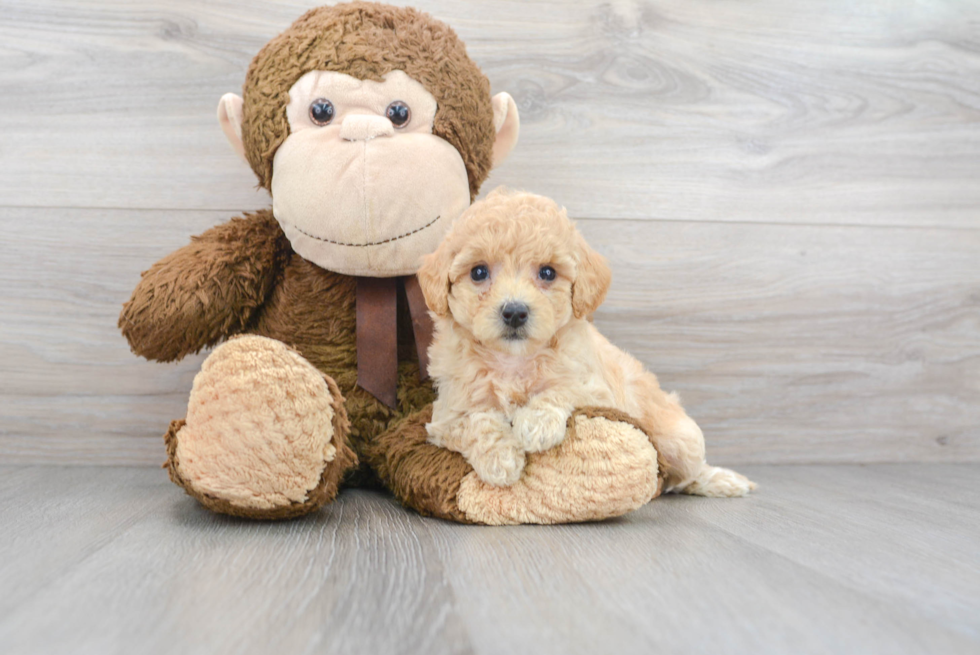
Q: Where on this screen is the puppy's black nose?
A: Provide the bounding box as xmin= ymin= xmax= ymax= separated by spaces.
xmin=501 ymin=302 xmax=529 ymax=328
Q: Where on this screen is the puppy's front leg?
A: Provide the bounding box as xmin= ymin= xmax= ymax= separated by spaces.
xmin=513 ymin=395 xmax=573 ymax=453
xmin=429 ymin=411 xmax=525 ymax=487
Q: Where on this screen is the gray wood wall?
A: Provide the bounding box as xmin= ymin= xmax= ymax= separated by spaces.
xmin=1 ymin=0 xmax=978 ymax=466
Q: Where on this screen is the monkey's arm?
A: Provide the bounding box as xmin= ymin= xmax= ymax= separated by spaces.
xmin=119 ymin=210 xmax=288 ymax=362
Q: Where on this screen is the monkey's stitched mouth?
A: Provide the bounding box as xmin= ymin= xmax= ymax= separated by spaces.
xmin=287 ymin=215 xmax=441 ymax=248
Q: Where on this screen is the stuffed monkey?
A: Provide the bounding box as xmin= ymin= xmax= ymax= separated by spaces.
xmin=120 ymin=2 xmax=663 ymax=523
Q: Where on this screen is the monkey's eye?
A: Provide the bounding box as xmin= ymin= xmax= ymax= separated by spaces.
xmin=538 ymin=266 xmax=557 ymax=282
xmin=470 ymin=265 xmax=489 ymax=282
xmin=309 ymin=98 xmax=335 ymax=126
xmin=386 ymin=101 xmax=411 ymax=128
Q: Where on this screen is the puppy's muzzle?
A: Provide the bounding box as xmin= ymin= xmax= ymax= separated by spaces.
xmin=500 ymin=302 xmax=529 ymax=329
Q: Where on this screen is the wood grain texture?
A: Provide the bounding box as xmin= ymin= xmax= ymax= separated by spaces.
xmin=1 ymin=208 xmax=977 ymax=465
xmin=581 ymin=219 xmax=980 ymax=464
xmin=0 ymin=464 xmax=977 ymax=655
xmin=1 ymin=0 xmax=979 ymax=226
xmin=1 ymin=0 xmax=978 ymax=465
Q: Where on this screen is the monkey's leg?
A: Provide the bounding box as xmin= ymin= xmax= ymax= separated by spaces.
xmin=165 ymin=335 xmax=357 ymax=519
xmin=365 ymin=406 xmax=661 ymax=525
xmin=361 ymin=406 xmax=476 ymax=523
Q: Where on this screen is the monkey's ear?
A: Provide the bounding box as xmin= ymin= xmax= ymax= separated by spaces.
xmin=417 ymin=238 xmax=456 ymax=318
xmin=491 ymin=92 xmax=520 ymax=168
xmin=571 ymin=232 xmax=612 ymax=319
xmin=217 ymin=93 xmax=248 ymax=162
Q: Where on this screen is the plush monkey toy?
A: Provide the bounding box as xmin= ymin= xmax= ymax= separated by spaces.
xmin=120 ymin=2 xmax=663 ymax=523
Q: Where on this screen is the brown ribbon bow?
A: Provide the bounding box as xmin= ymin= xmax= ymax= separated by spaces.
xmin=355 ymin=275 xmax=434 ymax=409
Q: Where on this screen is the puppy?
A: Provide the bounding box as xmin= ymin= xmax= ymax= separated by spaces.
xmin=418 ymin=189 xmax=755 ymax=497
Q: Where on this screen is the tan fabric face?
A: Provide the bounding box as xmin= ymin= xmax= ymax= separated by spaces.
xmin=456 ymin=414 xmax=660 ymax=525
xmin=271 ymin=70 xmax=470 ymax=277
xmin=174 ymin=336 xmax=339 ymax=511
xmin=240 ymin=4 xmax=498 ymax=197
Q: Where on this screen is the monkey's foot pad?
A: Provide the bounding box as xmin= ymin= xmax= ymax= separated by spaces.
xmin=456 ymin=408 xmax=661 ymax=525
xmin=165 ymin=335 xmax=353 ymax=519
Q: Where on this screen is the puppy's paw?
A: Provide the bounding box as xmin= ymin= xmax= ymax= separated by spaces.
xmin=677 ymin=465 xmax=757 ymax=498
xmin=513 ymin=405 xmax=571 ymax=453
xmin=469 ymin=441 xmax=526 ymax=487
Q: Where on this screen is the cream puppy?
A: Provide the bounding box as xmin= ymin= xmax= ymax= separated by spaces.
xmin=418 ymin=189 xmax=755 ymax=497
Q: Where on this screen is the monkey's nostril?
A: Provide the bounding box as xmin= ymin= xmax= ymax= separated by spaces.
xmin=501 ymin=302 xmax=529 ymax=328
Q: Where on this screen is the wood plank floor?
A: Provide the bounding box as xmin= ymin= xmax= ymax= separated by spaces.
xmin=1 ymin=464 xmax=977 ymax=655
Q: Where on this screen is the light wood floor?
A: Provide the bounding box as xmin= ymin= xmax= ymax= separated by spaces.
xmin=1 ymin=464 xmax=977 ymax=655
xmin=1 ymin=3 xmax=978 ymax=651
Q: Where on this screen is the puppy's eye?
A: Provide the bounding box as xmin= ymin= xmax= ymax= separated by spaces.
xmin=470 ymin=265 xmax=489 ymax=282
xmin=309 ymin=98 xmax=335 ymax=126
xmin=538 ymin=265 xmax=557 ymax=282
xmin=386 ymin=101 xmax=411 ymax=128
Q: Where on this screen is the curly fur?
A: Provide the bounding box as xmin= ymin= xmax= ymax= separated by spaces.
xmin=419 ymin=189 xmax=757 ymax=496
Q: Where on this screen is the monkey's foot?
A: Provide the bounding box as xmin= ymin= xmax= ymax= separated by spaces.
xmin=165 ymin=335 xmax=356 ymax=519
xmin=456 ymin=408 xmax=662 ymax=525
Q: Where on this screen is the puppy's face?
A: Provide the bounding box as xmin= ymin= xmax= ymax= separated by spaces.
xmin=448 ymin=243 xmax=574 ymax=354
xmin=419 ymin=190 xmax=612 ymax=355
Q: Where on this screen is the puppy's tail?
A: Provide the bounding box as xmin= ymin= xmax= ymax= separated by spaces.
xmin=671 ymin=464 xmax=757 ymax=498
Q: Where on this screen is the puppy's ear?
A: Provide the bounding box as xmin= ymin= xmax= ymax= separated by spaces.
xmin=571 ymin=233 xmax=612 ymax=319
xmin=417 ymin=237 xmax=455 ymax=317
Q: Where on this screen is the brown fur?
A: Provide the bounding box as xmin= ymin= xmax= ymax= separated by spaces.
xmin=363 ymin=405 xmax=475 ymax=523
xmin=122 ymin=3 xmax=493 ymax=519
xmin=122 ymin=208 xmax=665 ymax=519
xmin=126 ymin=209 xmax=445 ymax=514
xmin=119 ymin=212 xmax=289 ymax=362
xmin=242 ymin=2 xmax=495 ymax=199
xmin=121 ymin=6 xmax=660 ymax=522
